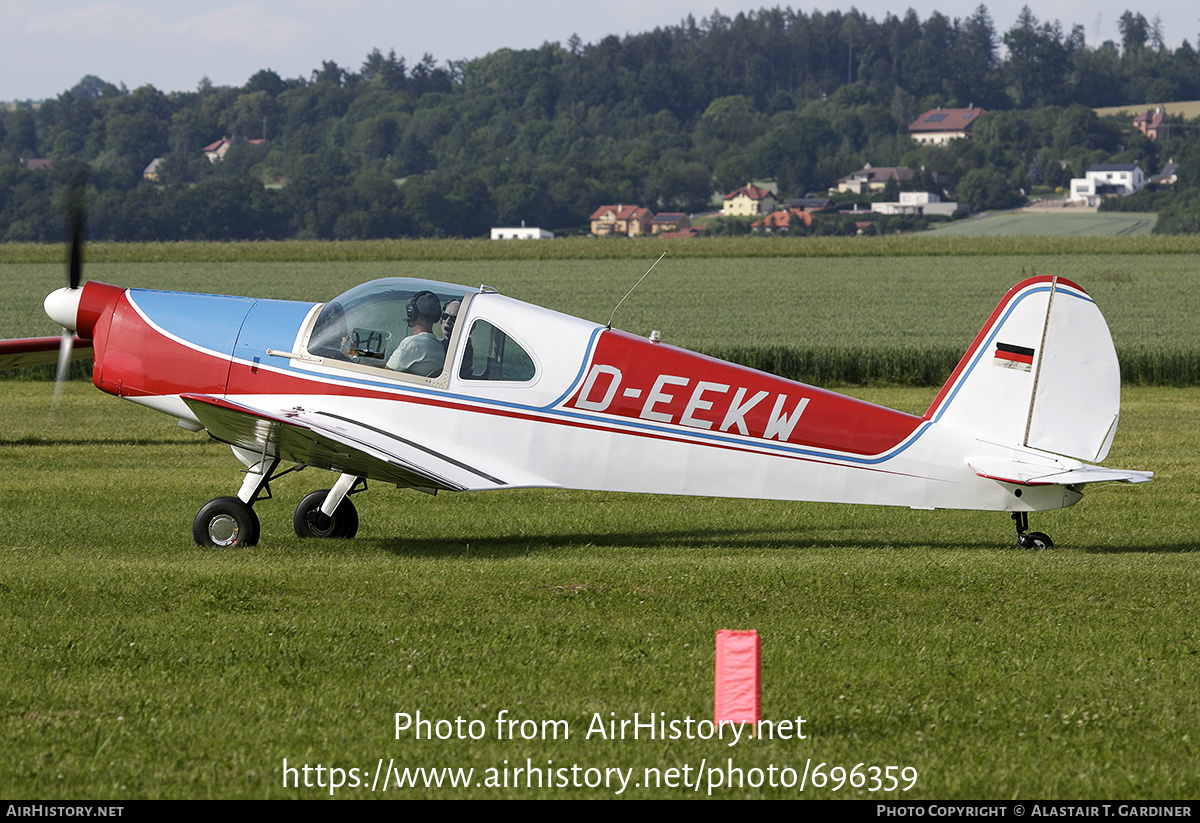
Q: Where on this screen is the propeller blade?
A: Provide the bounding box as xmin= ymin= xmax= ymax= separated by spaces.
xmin=55 ymin=328 xmax=74 ymax=383
xmin=66 ymin=171 xmax=86 ymax=290
xmin=53 ymin=171 xmax=88 ymax=411
xmin=51 ymin=328 xmax=74 ymax=410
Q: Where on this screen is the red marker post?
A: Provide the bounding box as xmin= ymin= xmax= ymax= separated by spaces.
xmin=714 ymin=629 xmax=761 ymax=728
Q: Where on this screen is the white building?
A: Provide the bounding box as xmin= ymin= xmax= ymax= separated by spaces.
xmin=1069 ymin=164 xmax=1145 ymax=205
xmin=871 ymin=191 xmax=962 ymax=216
xmin=491 ymin=226 xmax=554 ymax=240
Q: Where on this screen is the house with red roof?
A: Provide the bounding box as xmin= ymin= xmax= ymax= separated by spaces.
xmin=721 ymin=183 xmax=778 ymax=216
xmin=650 ymin=213 xmax=691 ymax=235
xmin=589 ymin=204 xmax=655 ymax=237
xmin=908 ymin=107 xmax=985 ymax=145
xmin=202 ymin=137 xmax=266 ymax=164
xmin=752 ymin=208 xmax=817 ymax=233
xmin=1133 ymin=108 xmax=1168 ymax=140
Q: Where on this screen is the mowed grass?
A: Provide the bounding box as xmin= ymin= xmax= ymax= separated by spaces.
xmin=0 ymin=380 xmax=1194 ymax=799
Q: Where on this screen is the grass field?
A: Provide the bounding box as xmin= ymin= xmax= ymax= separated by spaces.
xmin=928 ymin=212 xmax=1157 ymax=237
xmin=5 ymin=234 xmax=1200 ymax=265
xmin=1094 ymin=100 xmax=1200 ymax=119
xmin=1 ymin=241 xmax=1197 ymax=798
xmin=0 ymin=378 xmax=1191 ymax=799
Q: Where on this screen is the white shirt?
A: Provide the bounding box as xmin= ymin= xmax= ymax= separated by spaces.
xmin=387 ymin=332 xmax=445 ymax=376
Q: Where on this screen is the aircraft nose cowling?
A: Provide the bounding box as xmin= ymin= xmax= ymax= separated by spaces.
xmin=44 ymin=287 xmax=82 ymax=330
xmin=43 ymin=281 xmax=125 ymax=340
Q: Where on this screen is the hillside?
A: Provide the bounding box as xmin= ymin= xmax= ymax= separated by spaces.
xmin=1 ymin=6 xmax=1199 ymax=241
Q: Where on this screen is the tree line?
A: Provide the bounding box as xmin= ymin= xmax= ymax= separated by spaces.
xmin=1 ymin=4 xmax=1199 ymax=242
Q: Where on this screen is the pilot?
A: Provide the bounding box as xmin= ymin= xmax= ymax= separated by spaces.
xmin=387 ymin=290 xmax=446 ymax=376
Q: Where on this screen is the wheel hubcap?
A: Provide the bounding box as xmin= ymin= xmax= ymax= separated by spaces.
xmin=307 ymin=511 xmax=335 ymax=537
xmin=208 ymin=514 xmax=240 ymax=546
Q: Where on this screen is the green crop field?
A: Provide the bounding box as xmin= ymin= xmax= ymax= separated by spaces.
xmin=5 ymin=242 xmax=1200 ymax=385
xmin=928 ymin=212 xmax=1157 ymax=237
xmin=1 ymin=240 xmax=1197 ymax=799
xmin=1094 ymin=100 xmax=1200 ymax=119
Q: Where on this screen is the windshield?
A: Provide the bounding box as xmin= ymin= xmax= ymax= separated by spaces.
xmin=306 ymin=278 xmax=473 ymax=374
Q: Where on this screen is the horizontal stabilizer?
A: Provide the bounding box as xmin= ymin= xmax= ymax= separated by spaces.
xmin=969 ymin=457 xmax=1152 ymax=487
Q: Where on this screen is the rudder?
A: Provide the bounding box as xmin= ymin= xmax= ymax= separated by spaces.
xmin=925 ymin=276 xmax=1121 ymax=463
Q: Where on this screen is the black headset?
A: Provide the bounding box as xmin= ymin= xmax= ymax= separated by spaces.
xmin=405 ymin=290 xmax=442 ymax=323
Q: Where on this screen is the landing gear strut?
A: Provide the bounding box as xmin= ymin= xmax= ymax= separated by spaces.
xmin=1012 ymin=512 xmax=1053 ymax=549
xmin=294 ymin=473 xmax=364 ymax=539
xmin=192 ymin=449 xmax=367 ymax=546
xmin=193 ymin=451 xmax=283 ymax=548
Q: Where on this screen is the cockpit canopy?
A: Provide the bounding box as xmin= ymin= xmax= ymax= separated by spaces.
xmin=304 ymin=277 xmax=536 ymax=383
xmin=307 ymin=278 xmax=472 ymax=367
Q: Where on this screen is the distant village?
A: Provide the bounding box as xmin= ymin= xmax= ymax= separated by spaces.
xmin=487 ymin=106 xmax=1175 ymax=240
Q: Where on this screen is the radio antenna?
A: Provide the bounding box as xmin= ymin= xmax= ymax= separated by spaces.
xmin=607 ymin=251 xmax=667 ymax=330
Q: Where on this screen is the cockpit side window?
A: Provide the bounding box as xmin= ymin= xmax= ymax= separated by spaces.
xmin=459 ymin=320 xmax=536 ymax=382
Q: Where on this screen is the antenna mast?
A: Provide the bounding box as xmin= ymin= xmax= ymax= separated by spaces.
xmin=607 ymin=251 xmax=667 ymax=330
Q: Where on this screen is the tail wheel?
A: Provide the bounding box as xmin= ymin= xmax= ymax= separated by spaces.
xmin=293 ymin=489 xmax=359 ymax=539
xmin=194 ymin=496 xmax=260 ymax=547
xmin=1012 ymin=512 xmax=1052 ymax=549
xmin=1018 ymin=531 xmax=1054 ymax=549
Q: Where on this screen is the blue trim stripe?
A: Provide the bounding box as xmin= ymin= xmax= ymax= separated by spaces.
xmin=546 ymin=326 xmax=604 ymax=408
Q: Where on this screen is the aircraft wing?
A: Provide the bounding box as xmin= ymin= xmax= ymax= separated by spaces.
xmin=969 ymin=457 xmax=1152 ymax=486
xmin=0 ymin=336 xmax=93 ymax=371
xmin=181 ymin=394 xmax=509 ymax=493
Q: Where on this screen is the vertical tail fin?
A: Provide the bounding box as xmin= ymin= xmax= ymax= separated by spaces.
xmin=924 ymin=276 xmax=1121 ymax=463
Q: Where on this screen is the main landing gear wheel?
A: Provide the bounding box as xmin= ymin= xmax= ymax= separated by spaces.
xmin=1012 ymin=512 xmax=1053 ymax=549
xmin=293 ymin=489 xmax=359 ymax=539
xmin=194 ymin=496 xmax=260 ymax=547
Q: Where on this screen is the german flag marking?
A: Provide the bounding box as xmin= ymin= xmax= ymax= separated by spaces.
xmin=993 ymin=342 xmax=1034 ymax=372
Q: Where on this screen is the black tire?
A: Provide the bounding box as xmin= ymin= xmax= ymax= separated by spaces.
xmin=293 ymin=489 xmax=359 ymax=539
xmin=1018 ymin=531 xmax=1053 ymax=549
xmin=193 ymin=496 xmax=259 ymax=547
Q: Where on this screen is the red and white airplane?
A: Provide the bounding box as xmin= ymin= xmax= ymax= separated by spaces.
xmin=2 ymin=264 xmax=1150 ymax=549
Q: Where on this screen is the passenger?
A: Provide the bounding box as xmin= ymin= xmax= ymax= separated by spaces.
xmin=441 ymin=300 xmax=475 ymax=378
xmin=387 ymin=290 xmax=445 ymax=376
xmin=441 ymin=301 xmax=460 ymax=345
